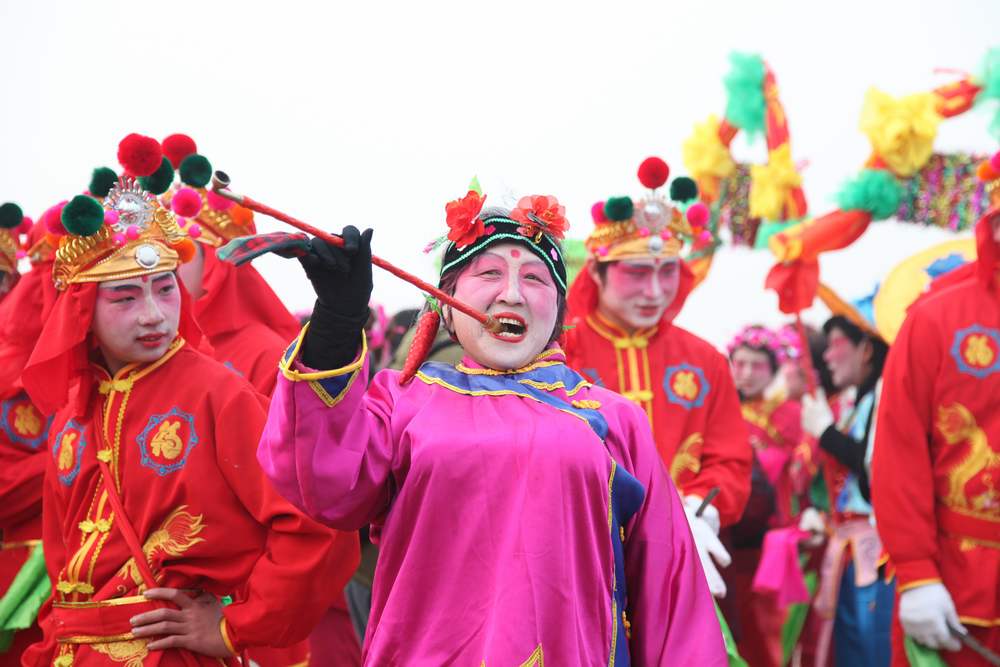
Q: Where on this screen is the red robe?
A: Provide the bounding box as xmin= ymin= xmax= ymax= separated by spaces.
xmin=190 ymin=247 xmax=301 ymax=396
xmin=872 ymin=215 xmax=1000 ymax=664
xmin=564 ymin=262 xmax=751 ymax=526
xmin=22 ymin=338 xmax=359 ymax=666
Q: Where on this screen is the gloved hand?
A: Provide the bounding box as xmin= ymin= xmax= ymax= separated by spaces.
xmin=683 ymin=497 xmax=730 ymax=598
xmin=801 ymin=389 xmax=835 ymax=439
xmin=797 ymin=507 xmax=826 ymax=548
xmin=299 ymin=226 xmax=374 ymax=370
xmin=898 ymin=582 xmax=965 ymax=652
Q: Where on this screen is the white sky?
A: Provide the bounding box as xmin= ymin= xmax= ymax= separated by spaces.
xmin=1 ymin=0 xmax=997 ymax=347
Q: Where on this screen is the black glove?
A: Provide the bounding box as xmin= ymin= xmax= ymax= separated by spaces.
xmin=299 ymin=226 xmax=374 ymax=370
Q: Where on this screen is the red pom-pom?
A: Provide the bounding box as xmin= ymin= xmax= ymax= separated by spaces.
xmin=17 ymin=216 xmax=34 ymax=235
xmin=686 ymin=202 xmax=710 ymax=227
xmin=206 ymin=189 xmax=234 ymax=211
xmin=43 ymin=201 xmax=68 ymax=235
xmin=637 ymin=157 xmax=670 ymax=190
xmin=591 ymin=201 xmax=607 ymax=223
xmin=991 ymin=151 xmax=1000 ymax=173
xmin=162 ymin=134 xmax=198 ymax=168
xmin=171 ymin=187 xmax=203 ymax=218
xmin=117 ymin=134 xmax=163 ymax=177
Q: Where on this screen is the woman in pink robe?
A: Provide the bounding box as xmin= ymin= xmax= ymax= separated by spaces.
xmin=256 ymin=194 xmax=726 ymax=665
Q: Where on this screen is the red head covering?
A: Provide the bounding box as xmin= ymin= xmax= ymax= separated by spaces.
xmin=0 ymin=261 xmax=58 ymax=394
xmin=21 ymin=277 xmax=205 ymax=417
xmin=566 ymin=257 xmax=696 ymax=327
xmin=193 ymin=245 xmax=300 ymax=342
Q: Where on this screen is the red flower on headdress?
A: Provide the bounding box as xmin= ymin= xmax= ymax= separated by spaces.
xmin=445 ymin=190 xmax=487 ymax=249
xmin=510 ymin=195 xmax=568 ymax=240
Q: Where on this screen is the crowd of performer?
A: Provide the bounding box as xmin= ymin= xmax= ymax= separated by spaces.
xmin=0 ymin=130 xmax=997 ymax=667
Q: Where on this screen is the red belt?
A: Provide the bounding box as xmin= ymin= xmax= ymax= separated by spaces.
xmin=51 ymin=596 xmax=170 ymax=644
xmin=938 ymin=506 xmax=1000 ymax=547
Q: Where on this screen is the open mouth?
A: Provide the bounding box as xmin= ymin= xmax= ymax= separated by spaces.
xmin=137 ymin=333 xmax=166 ymax=348
xmin=490 ymin=312 xmax=528 ymax=342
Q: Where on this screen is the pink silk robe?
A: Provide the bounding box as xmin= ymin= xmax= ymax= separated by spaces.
xmin=258 ymin=336 xmax=726 ymax=666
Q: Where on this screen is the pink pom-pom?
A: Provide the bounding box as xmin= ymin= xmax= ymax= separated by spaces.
xmin=126 ymin=225 xmax=140 ymax=240
xmin=113 ymin=233 xmax=127 ymax=246
xmin=597 ymin=245 xmax=609 ymax=257
xmin=591 ymin=201 xmax=607 ymax=223
xmin=171 ymin=187 xmax=203 ymax=219
xmin=991 ymin=151 xmax=1000 ymax=172
xmin=660 ymin=229 xmax=673 ymax=240
xmin=686 ymin=202 xmax=710 ymax=227
xmin=43 ymin=201 xmax=68 ymax=235
xmin=188 ymin=224 xmax=202 ymax=239
xmin=104 ymin=210 xmax=120 ymax=226
xmin=638 ymin=227 xmax=650 ymax=237
xmin=176 ymin=217 xmax=188 ymax=228
xmin=16 ymin=249 xmax=27 ymax=259
xmin=206 ymin=190 xmax=234 ymax=212
xmin=698 ymin=230 xmax=713 ymax=242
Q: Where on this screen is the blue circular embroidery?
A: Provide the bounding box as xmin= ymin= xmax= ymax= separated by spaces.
xmin=136 ymin=408 xmax=199 ymax=476
xmin=950 ymin=325 xmax=1000 ymax=379
xmin=52 ymin=419 xmax=87 ymax=486
xmin=1 ymin=395 xmax=52 ymax=450
xmin=663 ymin=363 xmax=711 ymax=410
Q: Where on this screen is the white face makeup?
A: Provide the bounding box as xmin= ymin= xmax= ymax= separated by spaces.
xmin=446 ymin=243 xmax=559 ymax=371
xmin=590 ymin=257 xmax=680 ymax=332
xmin=92 ymin=271 xmax=181 ymax=374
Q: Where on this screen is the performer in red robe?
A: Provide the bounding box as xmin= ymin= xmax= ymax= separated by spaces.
xmin=725 ymin=325 xmax=810 ymax=667
xmin=153 ymin=137 xmax=361 ymax=664
xmin=564 ymin=160 xmax=751 ymax=598
xmin=149 ymin=137 xmax=301 ymax=395
xmin=872 ymin=156 xmax=1000 ymax=665
xmin=19 ymin=177 xmax=358 ymax=666
xmin=0 ymin=216 xmax=57 ymax=664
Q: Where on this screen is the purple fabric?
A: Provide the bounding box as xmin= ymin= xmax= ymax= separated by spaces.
xmin=258 ymin=348 xmax=726 ymax=665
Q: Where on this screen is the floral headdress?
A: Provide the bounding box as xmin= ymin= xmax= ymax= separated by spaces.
xmin=431 ymin=185 xmax=570 ymax=293
xmin=726 ymin=324 xmax=787 ymax=367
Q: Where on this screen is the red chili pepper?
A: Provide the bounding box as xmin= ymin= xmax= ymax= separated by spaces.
xmin=399 ymin=310 xmax=441 ymax=384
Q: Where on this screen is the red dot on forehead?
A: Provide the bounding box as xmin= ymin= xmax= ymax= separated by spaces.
xmin=140 ymin=275 xmax=150 ymax=283
xmin=509 ymin=248 xmax=521 ymax=258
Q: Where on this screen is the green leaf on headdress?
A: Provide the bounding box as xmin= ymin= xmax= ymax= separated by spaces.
xmin=468 ymin=176 xmax=483 ymax=196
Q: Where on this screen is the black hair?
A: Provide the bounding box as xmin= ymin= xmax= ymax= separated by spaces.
xmin=823 ymin=315 xmax=889 ymax=394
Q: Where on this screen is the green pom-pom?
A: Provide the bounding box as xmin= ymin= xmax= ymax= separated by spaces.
xmin=669 ymin=177 xmax=699 ymax=203
xmin=0 ymin=202 xmax=23 ymax=229
xmin=139 ymin=157 xmax=175 ymax=195
xmin=723 ymin=51 xmax=766 ymax=138
xmin=61 ymin=195 xmax=106 ymax=236
xmin=88 ymin=167 xmax=118 ymax=198
xmin=835 ymin=169 xmax=901 ymax=221
xmin=603 ymin=196 xmax=634 ymax=222
xmin=977 ymin=47 xmax=1000 ymax=140
xmin=179 ymin=154 xmax=212 ymax=188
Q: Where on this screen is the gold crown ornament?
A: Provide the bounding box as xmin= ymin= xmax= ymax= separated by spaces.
xmin=51 ymin=178 xmax=196 ymax=290
xmin=585 ymin=157 xmax=711 ymax=263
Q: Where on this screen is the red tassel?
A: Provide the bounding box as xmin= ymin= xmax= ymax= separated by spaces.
xmin=399 ymin=310 xmax=440 ymax=384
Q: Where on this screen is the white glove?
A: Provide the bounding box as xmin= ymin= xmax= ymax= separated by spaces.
xmin=683 ymin=497 xmax=730 ymax=598
xmin=801 ymin=389 xmax=835 ymax=438
xmin=684 ymin=495 xmax=721 ymax=534
xmin=898 ymin=582 xmax=965 ymax=652
xmin=797 ymin=507 xmax=826 ymax=548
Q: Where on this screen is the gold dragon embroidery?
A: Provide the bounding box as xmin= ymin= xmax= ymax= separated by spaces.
xmin=936 ymin=403 xmax=1000 ymax=512
xmin=117 ymin=506 xmax=206 ymax=591
xmin=90 ymin=639 xmax=148 ymax=667
xmin=670 ymin=432 xmax=703 ymax=482
xmin=671 ymin=371 xmax=699 ymax=402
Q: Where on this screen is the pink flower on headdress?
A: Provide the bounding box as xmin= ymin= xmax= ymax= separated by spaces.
xmin=445 ymin=190 xmax=487 ymax=250
xmin=510 ymin=195 xmax=568 ymax=241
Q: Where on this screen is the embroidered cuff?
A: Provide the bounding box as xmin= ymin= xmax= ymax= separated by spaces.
xmin=280 ymin=325 xmax=367 ymax=407
xmin=894 ymin=558 xmax=942 ymax=591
